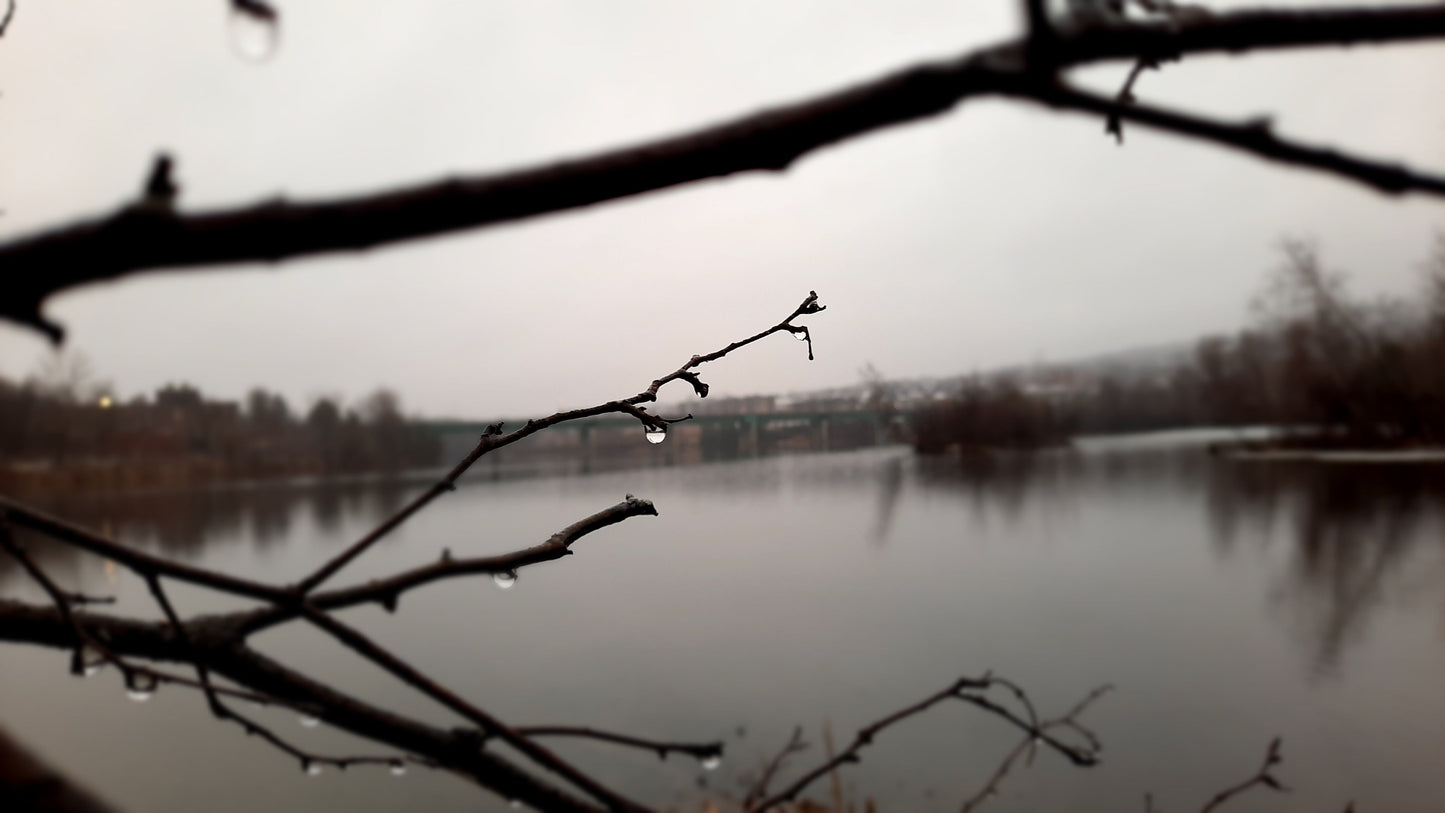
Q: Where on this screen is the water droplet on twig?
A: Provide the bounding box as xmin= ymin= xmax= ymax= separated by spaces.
xmin=492 ymin=571 xmax=517 ymax=590
xmin=701 ymin=754 xmax=722 ymax=771
xmin=125 ymin=672 xmax=158 ymax=703
xmin=644 ymin=426 xmax=667 ymax=445
xmin=305 ymin=762 xmax=324 ymax=777
xmin=77 ymin=643 xmax=104 ymax=677
xmin=389 ymin=762 xmax=407 ymax=777
xmin=298 ymin=714 xmax=320 ymax=728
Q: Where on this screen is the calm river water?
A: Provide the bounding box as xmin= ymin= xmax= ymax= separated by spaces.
xmin=2 ymin=432 xmax=1444 ymax=812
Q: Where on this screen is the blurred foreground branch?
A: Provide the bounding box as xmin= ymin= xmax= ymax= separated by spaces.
xmin=6 ymin=3 xmax=1445 ymax=338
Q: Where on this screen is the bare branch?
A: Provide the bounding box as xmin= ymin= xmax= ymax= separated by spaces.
xmin=744 ymin=726 xmax=809 ymax=808
xmin=747 ymin=673 xmax=1099 ymax=813
xmin=516 ymin=726 xmax=723 ymax=764
xmin=0 ymin=501 xmax=291 ymax=603
xmin=959 ymin=684 xmax=1112 ymax=812
xmin=298 ymin=606 xmax=650 ymax=812
xmin=0 ymin=597 xmax=607 ymax=811
xmin=1198 ymin=737 xmax=1289 ymax=813
xmin=7 ymin=5 xmax=1445 ymax=337
xmin=294 ymin=291 xmax=823 ymax=593
xmin=1105 ymin=56 xmax=1164 ymax=144
xmin=0 ymin=0 xmax=14 ymax=38
xmin=1024 ymin=82 xmax=1445 ymax=196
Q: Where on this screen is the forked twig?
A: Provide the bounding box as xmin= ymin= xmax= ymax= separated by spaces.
xmin=748 ymin=673 xmax=1102 ymax=813
xmin=960 ymin=684 xmax=1113 ymax=811
xmin=1198 ymin=737 xmax=1289 ymax=813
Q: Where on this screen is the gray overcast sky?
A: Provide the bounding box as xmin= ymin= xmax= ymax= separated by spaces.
xmin=2 ymin=0 xmax=1443 ymax=417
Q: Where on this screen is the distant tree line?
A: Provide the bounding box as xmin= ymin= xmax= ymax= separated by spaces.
xmin=916 ymin=235 xmax=1445 ymax=453
xmin=0 ymin=371 xmax=440 ymax=488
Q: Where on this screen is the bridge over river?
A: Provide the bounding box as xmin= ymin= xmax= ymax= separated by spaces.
xmin=424 ymin=410 xmax=908 ymax=470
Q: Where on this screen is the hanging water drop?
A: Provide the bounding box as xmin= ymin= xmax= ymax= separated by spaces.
xmin=389 ymin=762 xmax=407 ymax=777
xmin=508 ymin=801 xmax=523 ymax=810
xmin=700 ymin=754 xmax=722 ymax=771
xmin=644 ymin=426 xmax=667 ymax=445
xmin=228 ymin=0 xmax=280 ymax=63
xmin=126 ymin=672 xmax=158 ymax=703
xmin=298 ymin=714 xmax=320 ymax=728
xmin=493 ymin=571 xmax=517 ymax=590
xmin=305 ymin=762 xmax=324 ymax=777
xmin=77 ymin=643 xmax=104 ymax=677
xmin=793 ymin=329 xmax=808 ymax=341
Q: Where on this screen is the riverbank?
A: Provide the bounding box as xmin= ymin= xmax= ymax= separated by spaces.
xmin=1208 ymin=432 xmax=1445 ymax=463
xmin=0 ymin=457 xmax=338 ymax=496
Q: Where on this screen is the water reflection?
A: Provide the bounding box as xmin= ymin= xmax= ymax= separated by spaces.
xmin=5 ymin=439 xmax=1445 ymax=811
xmin=8 ymin=441 xmax=1445 ymax=680
xmin=914 ymin=442 xmax=1445 ymax=676
xmin=1206 ymin=460 xmax=1445 ymax=675
xmin=0 ymin=477 xmax=420 ymax=578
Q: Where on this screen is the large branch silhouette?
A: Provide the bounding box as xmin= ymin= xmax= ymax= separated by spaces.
xmin=5 ymin=3 xmax=1445 ymax=339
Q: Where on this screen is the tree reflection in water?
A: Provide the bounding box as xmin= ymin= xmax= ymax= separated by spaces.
xmin=914 ymin=441 xmax=1445 ymax=676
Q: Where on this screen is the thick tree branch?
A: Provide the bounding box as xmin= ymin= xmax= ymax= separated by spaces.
xmin=0 ymin=598 xmax=607 ymax=812
xmin=298 ymin=606 xmax=650 ymax=812
xmin=5 ymin=5 xmax=1445 ymax=337
xmin=0 ymin=723 xmax=117 ymax=813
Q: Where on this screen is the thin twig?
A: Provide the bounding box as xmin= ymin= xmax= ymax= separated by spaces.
xmin=1198 ymin=737 xmax=1289 ymax=813
xmin=748 ymin=673 xmax=1096 ymax=813
xmin=959 ymin=684 xmax=1112 ymax=812
xmin=744 ymin=726 xmax=808 ymax=808
xmin=1105 ymin=56 xmax=1162 ymax=143
xmin=143 ymin=575 xmax=403 ymax=774
xmin=294 ymin=292 xmax=823 ymax=594
xmin=0 ymin=499 xmax=291 ymax=603
xmin=1025 ymin=81 xmax=1445 ymax=196
xmin=299 ymin=605 xmax=650 ymax=812
xmin=516 ymin=726 xmax=723 ymax=763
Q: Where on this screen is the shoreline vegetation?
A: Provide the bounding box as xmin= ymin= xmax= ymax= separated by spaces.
xmin=917 ymin=236 xmax=1445 ymax=460
xmin=9 ymin=237 xmax=1445 ymax=495
xmin=0 ymin=378 xmax=439 ymax=496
